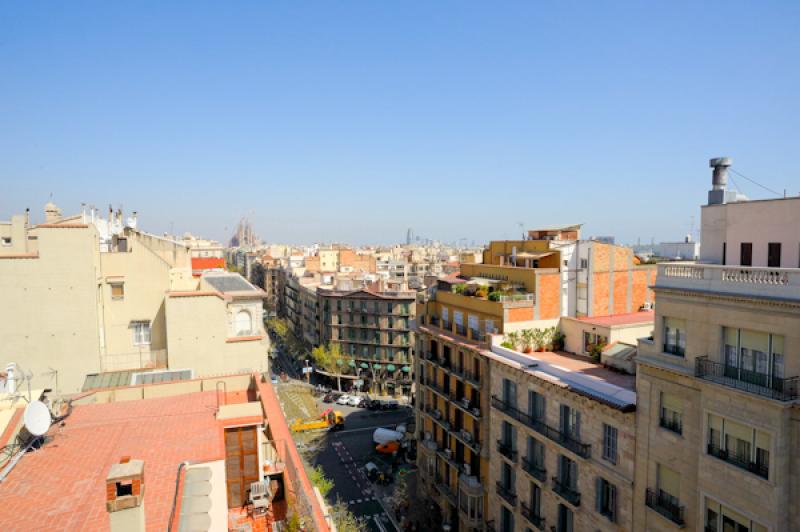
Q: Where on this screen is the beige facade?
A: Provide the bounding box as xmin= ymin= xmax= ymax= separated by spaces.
xmin=488 ymin=349 xmax=636 ymax=532
xmin=0 ymin=205 xmax=268 ymax=393
xmin=634 ymin=166 xmax=800 ymax=532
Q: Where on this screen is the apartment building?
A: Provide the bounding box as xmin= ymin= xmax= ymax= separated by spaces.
xmin=319 ymin=286 xmax=415 ymax=396
xmin=0 ymin=203 xmax=268 ymax=393
xmin=634 ymin=158 xmax=800 ymax=531
xmin=488 ymin=346 xmax=636 ymax=532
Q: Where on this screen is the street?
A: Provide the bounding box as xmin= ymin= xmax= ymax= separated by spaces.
xmin=310 ymin=403 xmax=414 ymax=532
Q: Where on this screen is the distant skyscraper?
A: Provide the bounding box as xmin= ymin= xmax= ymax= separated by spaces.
xmin=406 ymin=227 xmax=414 ymax=245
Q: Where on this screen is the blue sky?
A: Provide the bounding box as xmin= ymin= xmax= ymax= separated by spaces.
xmin=1 ymin=2 xmax=798 ymax=246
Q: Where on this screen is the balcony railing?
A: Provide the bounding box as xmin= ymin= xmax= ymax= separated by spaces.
xmin=645 ymin=488 xmax=685 ymax=526
xmin=551 ymin=477 xmax=580 ymax=506
xmin=520 ymin=501 xmax=545 ymax=530
xmin=495 ymin=481 xmax=517 ymax=506
xmin=707 ymin=443 xmax=769 ymax=479
xmin=496 ymin=440 xmax=518 ymax=462
xmin=696 ymin=357 xmax=799 ymax=401
xmin=521 ymin=457 xmax=546 ymax=482
xmin=491 ymin=396 xmax=591 ymax=459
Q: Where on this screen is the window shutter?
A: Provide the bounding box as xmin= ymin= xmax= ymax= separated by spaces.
xmin=595 ymin=477 xmax=603 ymax=512
xmin=610 ymin=484 xmax=617 ymax=522
xmin=574 ymin=411 xmax=581 ymax=438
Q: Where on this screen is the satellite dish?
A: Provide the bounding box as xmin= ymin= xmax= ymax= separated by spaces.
xmin=23 ymin=401 xmax=52 ymax=437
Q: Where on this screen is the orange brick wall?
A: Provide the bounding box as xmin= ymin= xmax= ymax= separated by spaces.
xmin=631 ymin=270 xmax=649 ymax=311
xmin=537 ymin=272 xmax=561 ymax=320
xmin=592 ymin=273 xmax=610 ymax=316
xmin=592 ymin=244 xmax=611 ymax=272
xmin=613 ymin=270 xmax=629 ymax=314
xmin=506 ymin=306 xmax=534 ymax=322
xmin=304 ymin=256 xmax=320 ymax=272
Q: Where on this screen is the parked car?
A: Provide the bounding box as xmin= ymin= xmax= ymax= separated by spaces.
xmin=357 ymin=396 xmax=373 ymax=408
xmin=346 ymin=395 xmax=362 ymax=407
xmin=380 ymin=399 xmax=400 ymax=410
xmin=323 ymin=392 xmax=341 ymax=403
xmin=336 ymin=394 xmax=352 ymax=405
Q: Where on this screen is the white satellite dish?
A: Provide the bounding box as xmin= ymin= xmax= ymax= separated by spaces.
xmin=23 ymin=401 xmax=52 ymax=437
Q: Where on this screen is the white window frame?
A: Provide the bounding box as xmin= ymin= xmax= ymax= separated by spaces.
xmin=132 ymin=321 xmax=151 ymax=346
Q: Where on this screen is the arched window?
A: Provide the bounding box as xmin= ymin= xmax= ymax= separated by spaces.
xmin=235 ymin=310 xmax=253 ymax=336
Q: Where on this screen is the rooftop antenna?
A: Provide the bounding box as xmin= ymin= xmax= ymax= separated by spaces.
xmin=23 ymin=400 xmax=52 ymax=438
xmin=518 ymin=222 xmax=525 ymax=240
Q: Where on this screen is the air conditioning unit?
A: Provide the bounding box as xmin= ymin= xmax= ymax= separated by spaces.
xmin=249 ymin=480 xmax=272 ymax=513
xmin=434 ymin=409 xmax=442 ymax=419
xmin=471 ymin=408 xmax=481 ymax=417
xmin=462 ymin=463 xmax=471 ymax=476
xmin=460 ymin=397 xmax=470 ymax=408
xmin=462 ymin=431 xmax=472 ymax=443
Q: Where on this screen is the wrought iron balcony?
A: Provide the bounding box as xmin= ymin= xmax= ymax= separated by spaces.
xmin=496 ymin=440 xmax=518 ymax=462
xmin=495 ymin=481 xmax=517 ymax=506
xmin=645 ymin=488 xmax=685 ymax=527
xmin=520 ymin=501 xmax=545 ymax=530
xmin=521 ymin=457 xmax=546 ymax=482
xmin=696 ymin=356 xmax=799 ymax=401
xmin=551 ymin=477 xmax=581 ymax=507
xmin=707 ymin=443 xmax=769 ymax=479
xmin=491 ymin=396 xmax=592 ymax=459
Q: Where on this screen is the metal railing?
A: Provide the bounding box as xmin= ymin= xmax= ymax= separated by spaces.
xmin=552 ymin=477 xmax=581 ymax=506
xmin=496 ymin=440 xmax=518 ymax=462
xmin=521 ymin=457 xmax=546 ymax=482
xmin=495 ymin=481 xmax=517 ymax=506
xmin=696 ymin=357 xmax=799 ymax=401
xmin=645 ymin=488 xmax=685 ymax=526
xmin=491 ymin=396 xmax=591 ymax=459
xmin=707 ymin=443 xmax=769 ymax=479
xmin=520 ymin=501 xmax=545 ymax=530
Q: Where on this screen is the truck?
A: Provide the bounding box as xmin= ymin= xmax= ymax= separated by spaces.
xmin=290 ymin=408 xmax=345 ymax=432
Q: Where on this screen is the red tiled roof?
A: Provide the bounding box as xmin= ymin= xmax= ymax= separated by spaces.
xmin=0 ymin=392 xmax=227 ymax=532
xmin=576 ymin=310 xmax=654 ymax=327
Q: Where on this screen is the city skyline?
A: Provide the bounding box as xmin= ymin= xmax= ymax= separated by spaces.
xmin=3 ymin=2 xmax=799 ymax=245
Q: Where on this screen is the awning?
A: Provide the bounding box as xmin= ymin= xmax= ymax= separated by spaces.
xmin=336 ymin=359 xmax=344 ymax=366
xmin=386 ymin=364 xmax=396 ymax=372
xmin=360 ymin=362 xmax=369 ymax=369
xmin=513 ymin=251 xmax=554 ymax=260
xmin=348 ymin=360 xmax=356 ymax=367
xmin=402 ymin=366 xmax=411 ymax=373
xmin=373 ymin=363 xmax=382 ymax=369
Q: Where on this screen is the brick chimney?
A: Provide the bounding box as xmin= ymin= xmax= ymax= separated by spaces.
xmin=106 ymin=456 xmax=146 ymax=532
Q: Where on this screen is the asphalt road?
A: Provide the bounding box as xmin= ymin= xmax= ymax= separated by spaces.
xmin=312 ymin=404 xmax=414 ymax=532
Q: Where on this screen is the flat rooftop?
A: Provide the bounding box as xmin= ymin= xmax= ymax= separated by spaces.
xmin=490 ymin=346 xmax=636 ymax=411
xmin=0 ymin=390 xmax=250 ymax=531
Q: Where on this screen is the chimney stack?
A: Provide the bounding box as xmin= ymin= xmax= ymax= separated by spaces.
xmin=106 ymin=457 xmax=146 ymax=531
xmin=708 ymin=157 xmax=748 ymax=205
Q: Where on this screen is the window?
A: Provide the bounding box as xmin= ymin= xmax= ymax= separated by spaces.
xmin=501 ymin=461 xmax=514 ymax=490
xmin=528 ymin=390 xmax=545 ymax=422
xmin=110 ymin=282 xmax=125 ymax=300
xmin=501 ymin=420 xmax=515 ymax=449
xmin=580 ymin=258 xmax=588 ymax=269
xmin=131 ymin=321 xmax=151 ymax=346
xmin=529 ymin=481 xmax=542 ymax=516
xmin=500 ymin=505 xmax=514 ymax=532
xmin=527 ymin=435 xmax=545 ymax=469
xmin=602 ymin=424 xmax=618 ymax=464
xmin=558 ymin=454 xmax=577 ymax=489
xmin=663 ymin=317 xmax=686 ymax=356
xmin=557 ymin=503 xmax=574 ymax=532
xmin=740 ymin=242 xmax=752 ymax=266
xmin=704 ymin=497 xmax=768 ymax=532
xmin=502 ymin=378 xmax=517 ymax=409
xmin=723 ymin=327 xmax=784 ymax=390
xmin=656 ymin=463 xmax=680 ymax=507
xmin=707 ymin=413 xmax=770 ymax=479
xmin=767 ymin=242 xmax=781 ymax=267
xmin=559 ymin=404 xmax=580 ymax=439
xmin=1 ymin=237 xmax=11 ymax=246
xmin=659 ymin=392 xmax=683 ymax=434
xmin=234 ymin=310 xmax=253 ymax=336
xmin=596 ymin=477 xmax=617 ymax=522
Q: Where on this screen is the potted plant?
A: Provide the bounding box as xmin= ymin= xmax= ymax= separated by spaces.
xmin=552 ymin=329 xmax=565 ymax=351
xmin=505 ymin=331 xmax=521 ymax=351
xmin=521 ymin=329 xmax=535 ymax=353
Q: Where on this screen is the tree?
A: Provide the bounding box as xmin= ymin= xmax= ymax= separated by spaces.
xmin=308 ymin=465 xmax=333 ymax=498
xmin=311 ymin=343 xmax=348 ymax=391
xmin=330 ymin=498 xmax=368 ymax=532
